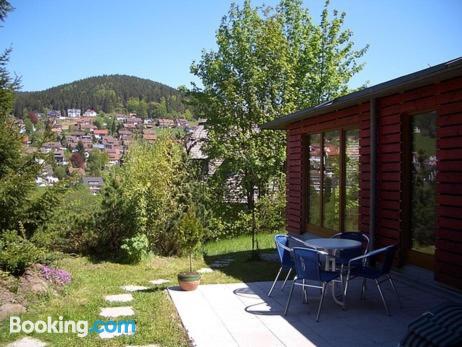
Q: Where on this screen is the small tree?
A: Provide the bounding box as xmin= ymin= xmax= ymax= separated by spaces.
xmin=176 ymin=206 xmax=204 ymax=272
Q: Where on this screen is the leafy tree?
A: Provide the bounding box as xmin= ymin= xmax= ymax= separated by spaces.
xmin=0 ymin=1 xmax=65 ymax=245
xmin=70 ymin=152 xmax=85 ymax=169
xmin=191 ymin=0 xmax=367 ymax=253
xmin=53 ymin=165 xmax=67 ymax=180
xmin=0 ymin=0 xmax=36 ymax=233
xmin=76 ymin=141 xmax=85 ymax=157
xmin=87 ymin=149 xmax=108 ymax=176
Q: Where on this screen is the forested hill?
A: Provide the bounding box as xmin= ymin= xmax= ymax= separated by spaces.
xmin=14 ymin=75 xmax=190 ymax=118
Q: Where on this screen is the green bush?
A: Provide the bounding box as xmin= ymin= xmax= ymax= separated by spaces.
xmin=0 ymin=230 xmax=54 ymax=275
xmin=120 ymin=233 xmax=150 ymax=264
xmin=32 ymin=185 xmax=100 ymax=254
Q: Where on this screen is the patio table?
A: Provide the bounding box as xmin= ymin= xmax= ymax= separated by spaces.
xmin=303 ymin=238 xmax=362 ymax=306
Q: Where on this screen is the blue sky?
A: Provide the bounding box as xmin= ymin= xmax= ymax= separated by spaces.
xmin=1 ymin=0 xmax=461 ymax=92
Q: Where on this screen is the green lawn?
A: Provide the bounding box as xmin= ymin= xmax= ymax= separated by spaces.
xmin=0 ymin=233 xmax=279 ymax=346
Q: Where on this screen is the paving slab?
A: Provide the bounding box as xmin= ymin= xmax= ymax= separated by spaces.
xmin=149 ymin=279 xmax=170 ymax=285
xmin=105 ymin=293 xmax=134 ymax=303
xmin=99 ymin=324 xmax=135 ymax=339
xmin=6 ymin=337 xmax=47 ymax=347
xmin=100 ymin=306 xmax=135 ymax=318
xmin=121 ymin=285 xmax=149 ymax=292
xmin=197 ymin=267 xmax=214 ymax=274
xmin=168 ymin=279 xmax=461 ymax=347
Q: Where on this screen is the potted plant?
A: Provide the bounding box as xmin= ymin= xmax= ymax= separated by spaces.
xmin=176 ymin=206 xmax=204 ymax=291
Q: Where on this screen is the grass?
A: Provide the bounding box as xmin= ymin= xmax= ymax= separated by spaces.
xmin=0 ymin=232 xmax=279 ymax=346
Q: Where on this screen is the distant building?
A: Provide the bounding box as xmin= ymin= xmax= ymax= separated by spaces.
xmin=47 ymin=110 xmax=62 ymax=118
xmin=175 ymin=119 xmax=190 ymax=128
xmin=142 ymin=128 xmax=156 ymax=143
xmin=67 ymin=108 xmax=81 ymax=118
xmin=157 ymin=118 xmax=175 ymax=128
xmin=51 ymin=124 xmax=63 ymax=134
xmin=82 ymin=176 xmax=104 ymax=194
xmin=83 ymin=109 xmax=97 ymax=117
xmin=54 ymin=149 xmax=66 ymax=165
xmin=126 ymin=117 xmax=143 ymax=127
xmin=93 ymin=129 xmax=109 ymax=139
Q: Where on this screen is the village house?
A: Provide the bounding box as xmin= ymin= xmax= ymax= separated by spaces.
xmin=93 ymin=129 xmax=109 ymax=140
xmin=51 ymin=123 xmax=63 ymax=134
xmin=262 ymin=57 xmax=462 ymax=290
xmin=80 ymin=135 xmax=93 ymax=151
xmin=67 ymin=108 xmax=81 ymax=118
xmin=83 ymin=109 xmax=97 ymax=117
xmin=47 ymin=110 xmax=61 ymax=118
xmin=54 ymin=149 xmax=67 ymax=165
xmin=142 ymin=128 xmax=156 ymax=143
xmin=82 ymin=176 xmax=104 ymax=194
xmin=175 ymin=118 xmax=190 ymax=128
xmin=156 ymin=118 xmax=175 ymax=128
xmin=106 ymin=147 xmax=121 ymax=164
xmin=126 ymin=116 xmax=143 ymax=126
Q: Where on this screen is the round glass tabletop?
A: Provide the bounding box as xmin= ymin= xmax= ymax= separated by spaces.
xmin=304 ymin=238 xmax=362 ymax=250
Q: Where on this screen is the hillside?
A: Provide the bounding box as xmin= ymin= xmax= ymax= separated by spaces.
xmin=14 ymin=74 xmax=190 ymax=118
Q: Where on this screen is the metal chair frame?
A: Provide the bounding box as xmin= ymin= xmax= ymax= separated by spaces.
xmin=268 ymin=234 xmax=294 ymax=297
xmin=331 ymin=232 xmax=370 ymax=284
xmin=284 ymin=247 xmax=338 ymax=322
xmin=343 ymin=245 xmax=402 ymax=315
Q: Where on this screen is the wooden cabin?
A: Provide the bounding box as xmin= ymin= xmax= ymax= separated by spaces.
xmin=262 ymin=57 xmax=462 ymax=290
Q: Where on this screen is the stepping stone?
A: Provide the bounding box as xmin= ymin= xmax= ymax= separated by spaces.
xmin=99 ymin=324 xmax=135 ymax=339
xmin=149 ymin=279 xmax=170 ymax=285
xmin=100 ymin=306 xmax=135 ymax=318
xmin=197 ymin=267 xmax=214 ymax=273
xmin=105 ymin=294 xmax=133 ymax=303
xmin=121 ymin=285 xmax=149 ymax=292
xmin=7 ymin=337 xmax=47 ymax=346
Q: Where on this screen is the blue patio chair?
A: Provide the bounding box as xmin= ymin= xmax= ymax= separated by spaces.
xmin=331 ymin=231 xmax=370 ymax=265
xmin=343 ymin=244 xmax=401 ymax=315
xmin=284 ymin=247 xmax=340 ymax=322
xmin=267 ymin=234 xmax=295 ymax=297
xmin=331 ymin=232 xmax=369 ymax=280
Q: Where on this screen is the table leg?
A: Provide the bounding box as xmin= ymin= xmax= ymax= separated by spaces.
xmin=327 ymin=251 xmax=345 ymax=306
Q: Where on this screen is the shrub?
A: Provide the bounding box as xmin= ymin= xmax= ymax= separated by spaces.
xmin=0 ymin=230 xmax=54 ymax=275
xmin=120 ymin=233 xmax=150 ymax=264
xmin=32 ymin=185 xmax=99 ymax=254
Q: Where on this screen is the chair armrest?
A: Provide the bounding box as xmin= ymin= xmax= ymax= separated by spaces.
xmin=289 ymin=236 xmax=322 ymax=250
xmin=347 ymin=254 xmax=368 ymax=265
xmin=347 ymin=246 xmax=391 ymax=266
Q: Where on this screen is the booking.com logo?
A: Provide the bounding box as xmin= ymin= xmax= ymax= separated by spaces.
xmin=10 ymin=316 xmax=136 ymax=337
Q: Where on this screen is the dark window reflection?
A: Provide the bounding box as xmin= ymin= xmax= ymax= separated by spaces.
xmin=411 ymin=112 xmax=437 ymax=255
xmin=323 ymin=130 xmax=340 ymax=230
xmin=345 ymin=129 xmax=360 ymax=230
xmin=308 ymin=134 xmax=321 ymax=226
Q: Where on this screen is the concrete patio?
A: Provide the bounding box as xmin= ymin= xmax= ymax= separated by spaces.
xmin=168 ymin=276 xmax=462 ymax=347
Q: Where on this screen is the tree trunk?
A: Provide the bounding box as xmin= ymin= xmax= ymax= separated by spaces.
xmin=247 ymin=184 xmax=259 ymax=260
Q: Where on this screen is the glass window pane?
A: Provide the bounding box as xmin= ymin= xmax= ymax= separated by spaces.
xmin=411 ymin=112 xmax=437 ymax=255
xmin=344 ymin=129 xmax=360 ymax=231
xmin=308 ymin=134 xmax=321 ymax=225
xmin=323 ymin=130 xmax=340 ymax=230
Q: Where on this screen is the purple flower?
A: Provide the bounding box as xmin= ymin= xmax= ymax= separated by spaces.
xmin=41 ymin=265 xmax=72 ymax=285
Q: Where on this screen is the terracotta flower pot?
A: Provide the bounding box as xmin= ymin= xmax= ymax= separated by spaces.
xmin=178 ymin=272 xmax=201 ymax=291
